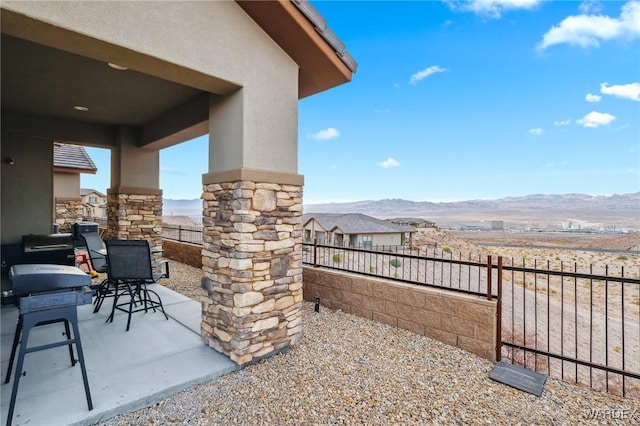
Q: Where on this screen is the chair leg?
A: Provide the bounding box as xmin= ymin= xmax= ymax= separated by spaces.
xmin=126 ymin=284 xmax=135 ymax=332
xmin=93 ymin=279 xmax=109 ymax=313
xmin=107 ymin=283 xmax=122 ymax=324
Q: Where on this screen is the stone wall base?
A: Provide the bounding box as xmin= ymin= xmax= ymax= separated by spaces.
xmin=200 ymin=180 xmax=303 ymax=365
xmin=55 ymin=198 xmax=83 ymax=232
xmin=106 ymin=192 xmax=162 ymax=248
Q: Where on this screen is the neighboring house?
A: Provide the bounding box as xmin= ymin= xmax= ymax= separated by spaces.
xmin=387 ymin=218 xmax=436 ymax=228
xmin=53 ymin=143 xmax=98 ymax=231
xmin=303 ymin=213 xmax=416 ymax=247
xmin=80 ymin=188 xmax=107 ymax=220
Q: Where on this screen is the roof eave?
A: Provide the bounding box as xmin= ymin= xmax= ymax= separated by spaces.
xmin=54 ymin=166 xmax=97 ymax=175
xmin=237 ymin=0 xmax=355 ymax=99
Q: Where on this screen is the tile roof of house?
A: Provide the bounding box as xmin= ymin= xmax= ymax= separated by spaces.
xmin=291 ymin=0 xmax=357 ymax=73
xmin=80 ymin=188 xmax=106 ymax=197
xmin=53 ymin=143 xmax=97 ymax=173
xmin=303 ymin=213 xmax=416 ymax=234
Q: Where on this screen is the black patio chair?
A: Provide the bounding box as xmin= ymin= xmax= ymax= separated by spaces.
xmin=104 ymin=239 xmax=169 ymax=331
xmin=80 ymin=232 xmax=112 ymax=313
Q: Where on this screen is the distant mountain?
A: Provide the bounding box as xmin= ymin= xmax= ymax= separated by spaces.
xmin=304 ymin=193 xmax=640 ymax=228
xmin=163 ymin=199 xmax=202 ymax=217
xmin=304 ymin=193 xmax=640 ymax=214
xmin=162 ymin=193 xmax=639 ymax=227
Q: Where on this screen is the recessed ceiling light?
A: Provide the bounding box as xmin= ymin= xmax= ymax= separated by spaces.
xmin=108 ymin=62 xmax=128 ymax=70
xmin=74 ymin=106 xmax=89 ymax=111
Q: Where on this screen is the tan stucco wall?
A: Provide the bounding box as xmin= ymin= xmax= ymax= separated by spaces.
xmin=1 ymin=129 xmax=53 ymax=243
xmin=3 ymin=1 xmax=300 ymax=175
xmin=110 ymin=126 xmax=159 ymax=190
xmin=370 ymin=233 xmax=402 ymax=246
xmin=53 ymin=171 xmax=79 ymax=198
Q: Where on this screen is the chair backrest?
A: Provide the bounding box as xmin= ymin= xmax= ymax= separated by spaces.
xmin=105 ymin=239 xmax=153 ymax=282
xmin=80 ymin=232 xmax=108 ymax=272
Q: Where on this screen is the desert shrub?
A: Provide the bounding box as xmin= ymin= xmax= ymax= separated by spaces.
xmin=389 ymin=258 xmax=401 ymax=277
xmin=617 ymin=255 xmax=628 ymax=261
xmin=332 ymin=253 xmax=342 ymax=263
xmin=442 ymin=246 xmax=451 ymax=253
xmin=369 ymin=266 xmax=376 ymax=274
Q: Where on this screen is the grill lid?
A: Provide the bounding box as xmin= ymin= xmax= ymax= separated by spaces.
xmin=9 ymin=264 xmax=91 ymax=295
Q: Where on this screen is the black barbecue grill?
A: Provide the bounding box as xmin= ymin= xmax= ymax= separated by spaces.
xmin=4 ymin=264 xmax=94 ymax=426
xmin=2 ymin=234 xmax=76 ymax=306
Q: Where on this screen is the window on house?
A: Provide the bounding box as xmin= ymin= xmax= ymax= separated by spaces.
xmin=362 ymin=235 xmax=372 ymax=247
xmin=89 ymin=196 xmax=97 ymax=203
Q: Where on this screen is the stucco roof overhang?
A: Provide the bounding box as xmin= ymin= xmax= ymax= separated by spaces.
xmin=238 ymin=0 xmax=357 ymax=99
xmin=0 ymin=1 xmax=355 ymax=149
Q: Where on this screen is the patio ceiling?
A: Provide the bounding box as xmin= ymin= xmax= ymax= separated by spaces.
xmin=0 ymin=1 xmax=355 ymax=150
xmin=1 ymin=34 xmax=204 ymax=128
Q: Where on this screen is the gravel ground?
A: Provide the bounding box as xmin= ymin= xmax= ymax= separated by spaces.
xmin=99 ymin=262 xmax=640 ymax=425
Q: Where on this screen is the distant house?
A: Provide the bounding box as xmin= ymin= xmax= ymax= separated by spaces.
xmin=303 ymin=213 xmax=416 ymax=247
xmin=53 ymin=143 xmax=98 ymax=231
xmin=387 ymin=218 xmax=436 ymax=228
xmin=80 ymin=189 xmax=107 ymax=220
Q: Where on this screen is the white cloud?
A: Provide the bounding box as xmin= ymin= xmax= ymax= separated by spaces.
xmin=538 ymin=1 xmax=640 ymax=50
xmin=529 ymin=128 xmax=543 ymax=136
xmin=409 ymin=66 xmax=447 ymax=85
xmin=579 ymin=0 xmax=603 ymax=14
xmin=585 ymin=93 xmax=602 ymax=102
xmin=600 ymin=82 xmax=640 ymax=101
xmin=310 ymin=127 xmax=340 ymax=141
xmin=448 ymin=0 xmax=541 ymax=18
xmin=545 ymin=160 xmax=569 ymax=168
xmin=379 ymin=157 xmax=400 ymax=168
xmin=554 ymin=119 xmax=572 ymax=126
xmin=577 ymin=111 xmax=616 ymax=127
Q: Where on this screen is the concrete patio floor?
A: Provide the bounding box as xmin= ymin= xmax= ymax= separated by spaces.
xmin=0 ymin=286 xmax=239 ymax=426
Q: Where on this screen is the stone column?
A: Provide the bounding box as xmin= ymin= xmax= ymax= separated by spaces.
xmin=105 ymin=188 xmax=163 ymax=248
xmin=200 ymin=175 xmax=303 ymax=365
xmin=54 ymin=197 xmax=84 ymax=232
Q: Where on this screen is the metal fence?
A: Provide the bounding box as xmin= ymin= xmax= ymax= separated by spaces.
xmin=500 ymin=258 xmax=640 ymax=399
xmin=162 ymin=224 xmax=203 ymax=245
xmin=303 ymin=241 xmax=640 ymax=399
xmin=302 ymin=242 xmax=497 ymax=299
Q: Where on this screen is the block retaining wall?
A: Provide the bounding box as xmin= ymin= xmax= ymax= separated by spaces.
xmin=303 ymin=267 xmax=498 ymax=361
xmin=162 ymin=239 xmax=203 ymax=268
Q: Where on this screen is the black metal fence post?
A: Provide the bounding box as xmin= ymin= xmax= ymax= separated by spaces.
xmin=496 ymin=256 xmax=503 ymax=362
xmin=487 ymin=255 xmax=492 ymax=301
xmin=313 ymin=238 xmax=318 ymax=268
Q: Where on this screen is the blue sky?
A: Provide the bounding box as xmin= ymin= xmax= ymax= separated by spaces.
xmin=83 ymin=0 xmax=640 ymax=203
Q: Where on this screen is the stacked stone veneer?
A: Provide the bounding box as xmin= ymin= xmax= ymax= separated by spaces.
xmin=200 ymin=181 xmax=303 ymax=365
xmin=303 ymin=267 xmax=498 ymax=361
xmin=55 ymin=198 xmax=83 ymax=232
xmin=105 ymin=192 xmax=163 ymax=248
